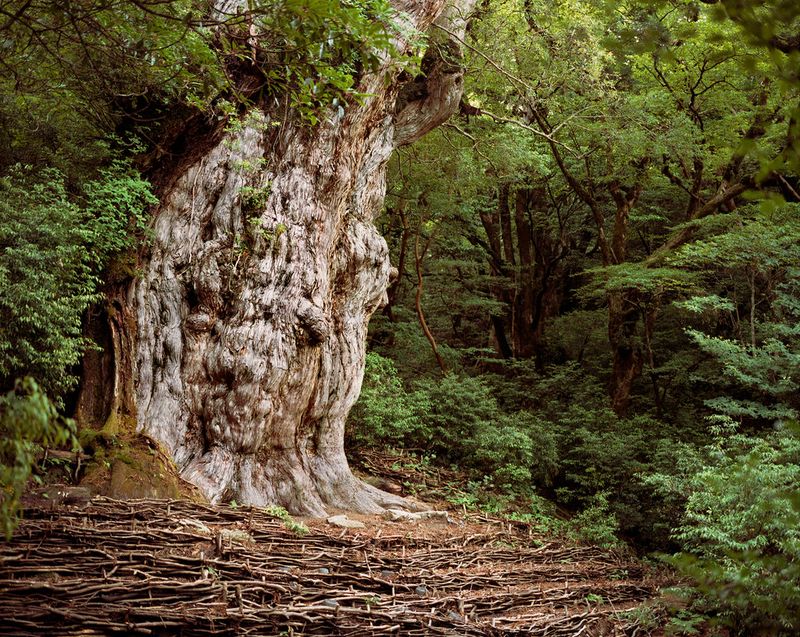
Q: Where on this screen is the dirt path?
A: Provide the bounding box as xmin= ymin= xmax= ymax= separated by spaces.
xmin=0 ymin=497 xmax=668 ymax=635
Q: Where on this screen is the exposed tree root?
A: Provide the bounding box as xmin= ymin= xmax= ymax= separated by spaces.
xmin=0 ymin=497 xmax=669 ymax=635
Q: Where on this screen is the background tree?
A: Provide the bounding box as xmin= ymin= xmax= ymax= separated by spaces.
xmin=367 ymin=0 xmax=800 ymax=583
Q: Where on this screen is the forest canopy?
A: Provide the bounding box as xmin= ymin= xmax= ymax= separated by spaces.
xmin=1 ymin=0 xmax=799 ymax=633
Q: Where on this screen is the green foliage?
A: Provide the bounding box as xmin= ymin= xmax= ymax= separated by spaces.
xmin=241 ymin=0 xmax=405 ymax=124
xmin=665 ymin=608 xmax=707 ymax=636
xmin=582 ymin=264 xmax=697 ymax=300
xmin=0 ymin=378 xmax=77 ymax=539
xmin=471 ymin=411 xmax=558 ymax=490
xmin=565 ymin=492 xmax=621 ymax=549
xmin=240 ymin=184 xmax=273 ymax=215
xmin=650 ymin=204 xmax=800 ymax=631
xmin=673 ymin=205 xmax=800 ymax=424
xmin=701 ymin=0 xmax=800 ymax=37
xmin=671 ymin=204 xmax=800 ymax=275
xmin=0 ymin=168 xmax=97 ymax=399
xmin=264 ymin=504 xmax=309 ymax=536
xmin=553 ymin=406 xmax=689 ymax=544
xmin=0 ymin=0 xmax=410 ymax=193
xmin=0 ymin=163 xmax=154 ymax=400
xmin=81 ymin=160 xmax=157 ymax=267
xmin=412 ymin=372 xmax=497 ymax=456
xmin=349 ymin=358 xmax=560 ymax=495
xmin=0 ymin=1 xmax=222 ymax=176
xmin=666 ymin=427 xmax=800 ymax=634
xmin=347 ymin=352 xmax=430 ymax=447
xmin=412 ymin=373 xmax=556 ymax=493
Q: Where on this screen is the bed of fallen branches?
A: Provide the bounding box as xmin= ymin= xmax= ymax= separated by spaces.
xmin=0 ymin=493 xmax=669 ymax=636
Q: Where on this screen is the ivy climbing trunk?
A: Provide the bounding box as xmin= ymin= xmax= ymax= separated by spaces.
xmin=84 ymin=0 xmax=476 ymax=516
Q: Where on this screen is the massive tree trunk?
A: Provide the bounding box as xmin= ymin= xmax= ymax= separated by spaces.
xmin=81 ymin=0 xmax=476 ymax=516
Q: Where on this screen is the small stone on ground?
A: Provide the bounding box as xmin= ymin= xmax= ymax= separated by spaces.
xmin=382 ymin=508 xmax=450 ymax=523
xmin=326 ymin=514 xmax=366 ymax=529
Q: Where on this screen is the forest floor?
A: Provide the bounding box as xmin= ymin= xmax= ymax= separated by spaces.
xmin=0 ymin=453 xmax=674 ymax=636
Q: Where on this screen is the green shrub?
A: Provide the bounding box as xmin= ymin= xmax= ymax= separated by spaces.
xmin=485 ymin=360 xmax=607 ymax=416
xmin=667 ymin=427 xmax=800 ymax=635
xmin=0 ymin=378 xmax=77 ymax=538
xmin=412 ymin=372 xmax=499 ymax=458
xmin=0 ymin=168 xmax=98 ymax=398
xmin=554 ymin=407 xmax=669 ymax=534
xmin=351 ymin=363 xmax=560 ymax=496
xmin=565 ymin=492 xmax=621 ymax=549
xmin=81 ymin=159 xmax=156 ymax=267
xmin=0 ymin=162 xmax=154 ymax=400
xmin=472 ymin=411 xmax=558 ymax=491
xmin=414 ymin=373 xmax=560 ymax=494
xmin=347 ymin=352 xmax=430 ymax=447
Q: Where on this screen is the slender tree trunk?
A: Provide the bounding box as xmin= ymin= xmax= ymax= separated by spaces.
xmin=479 ymin=195 xmax=513 ymax=358
xmin=606 ymin=177 xmax=645 ymax=415
xmin=512 ymin=187 xmax=535 ymax=359
xmin=608 ymin=291 xmax=643 ymax=417
xmin=80 ymin=0 xmax=477 ymax=515
xmin=383 ymin=205 xmax=410 ymax=322
xmin=504 ymin=188 xmax=566 ymax=365
xmin=499 ymin=184 xmax=516 ymax=267
xmin=414 ymin=229 xmax=447 ymax=373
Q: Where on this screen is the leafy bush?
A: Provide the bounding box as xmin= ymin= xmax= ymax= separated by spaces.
xmin=81 ymin=159 xmax=156 ymax=268
xmin=412 ymin=372 xmax=499 ymax=458
xmin=485 ymin=360 xmax=607 ymax=416
xmin=667 ymin=427 xmax=800 ymax=635
xmin=658 ymin=215 xmax=800 ymax=632
xmin=673 ymin=205 xmax=800 ymax=425
xmin=0 ymin=378 xmax=77 ymax=539
xmin=0 ymin=163 xmax=154 ymax=400
xmin=553 ymin=406 xmax=678 ymax=539
xmin=0 ymin=168 xmax=99 ymax=399
xmin=565 ymin=492 xmax=621 ymax=549
xmin=350 ymin=362 xmax=559 ymax=495
xmin=416 ymin=373 xmax=563 ymax=494
xmin=471 ymin=411 xmax=558 ymax=491
xmin=347 ymin=352 xmax=429 ymax=448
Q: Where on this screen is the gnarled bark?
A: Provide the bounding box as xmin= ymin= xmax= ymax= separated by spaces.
xmin=80 ymin=0 xmax=477 ymax=516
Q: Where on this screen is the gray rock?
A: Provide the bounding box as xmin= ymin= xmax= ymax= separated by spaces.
xmin=382 ymin=509 xmax=450 ymax=523
xmin=326 ymin=514 xmax=366 ymax=529
xmin=220 ymin=528 xmax=254 ymax=544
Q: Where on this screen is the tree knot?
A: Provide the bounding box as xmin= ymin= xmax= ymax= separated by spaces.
xmin=297 ymin=299 xmax=330 ymax=344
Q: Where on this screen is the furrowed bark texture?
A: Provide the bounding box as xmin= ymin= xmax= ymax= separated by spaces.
xmin=125 ymin=0 xmax=476 ymax=516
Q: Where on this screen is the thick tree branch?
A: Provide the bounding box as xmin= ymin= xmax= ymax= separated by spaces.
xmin=393 ymin=0 xmax=479 ymax=147
xmin=647 ymin=181 xmax=749 ymax=263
